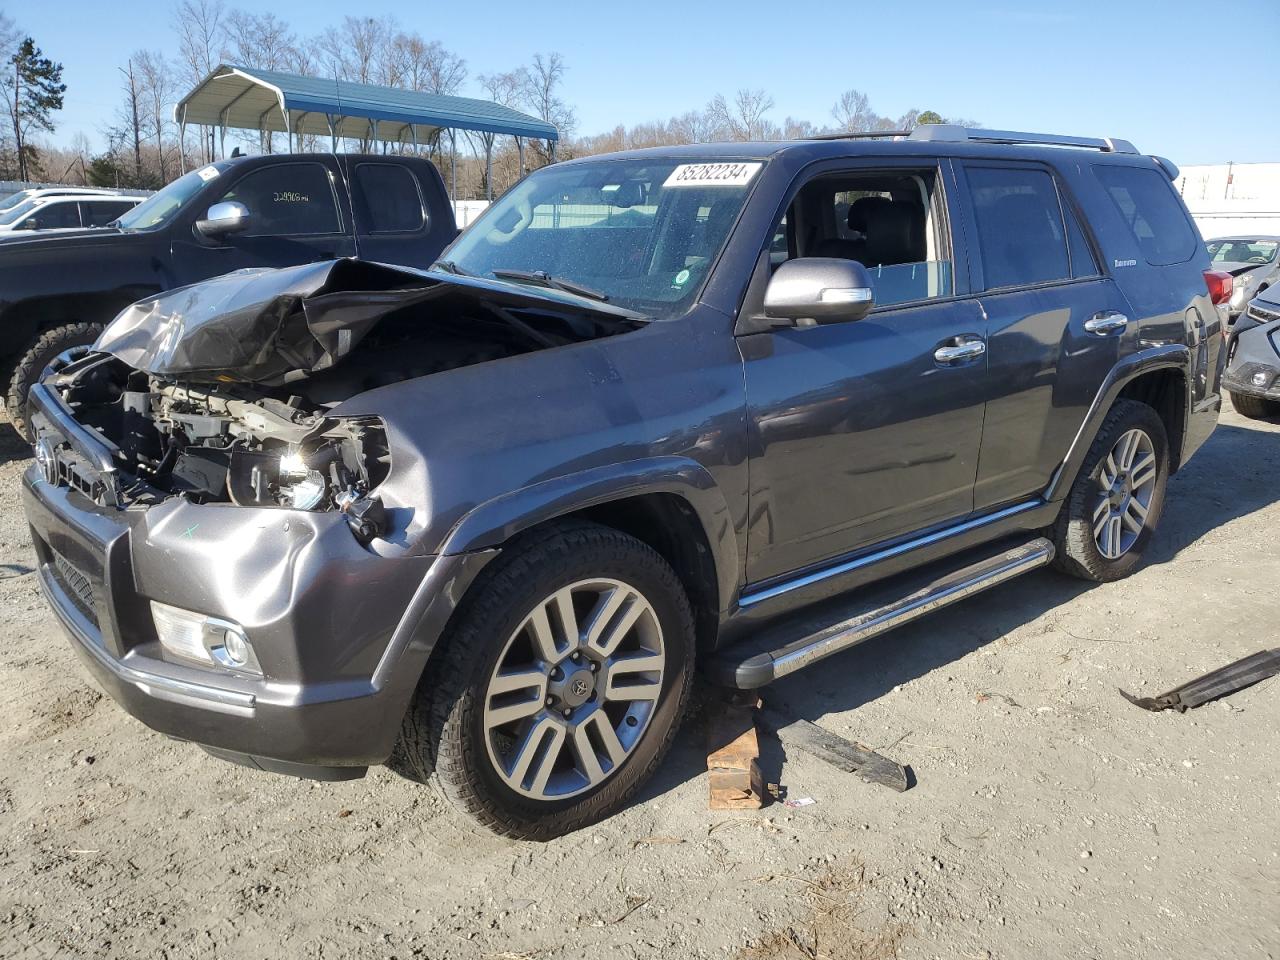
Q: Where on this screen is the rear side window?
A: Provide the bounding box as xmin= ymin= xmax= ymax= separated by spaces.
xmin=353 ymin=163 xmax=426 ymax=234
xmin=218 ymin=162 xmax=341 ymax=237
xmin=24 ymin=200 xmax=82 ymax=229
xmin=83 ymin=200 xmax=136 ymax=226
xmin=967 ymin=166 xmax=1070 ymax=290
xmin=1095 ymin=165 xmax=1197 ymax=266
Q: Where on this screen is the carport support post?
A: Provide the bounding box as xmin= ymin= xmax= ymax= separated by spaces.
xmin=517 ymin=137 xmax=525 ymax=178
xmin=450 ymin=129 xmax=457 ymax=202
xmin=178 ymin=105 xmax=188 ymax=174
xmin=327 ymin=115 xmax=337 ymax=152
xmin=549 ymin=138 xmax=557 ymax=163
xmin=484 ymin=135 xmax=494 ymax=201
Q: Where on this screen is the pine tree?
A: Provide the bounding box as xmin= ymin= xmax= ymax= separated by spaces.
xmin=3 ymin=38 xmax=66 ymax=181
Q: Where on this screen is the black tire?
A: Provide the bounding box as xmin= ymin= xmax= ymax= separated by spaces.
xmin=393 ymin=521 xmax=696 ymax=840
xmin=5 ymin=322 xmax=104 ymax=441
xmin=1229 ymin=390 xmax=1280 ymax=420
xmin=1051 ymin=399 xmax=1169 ymax=583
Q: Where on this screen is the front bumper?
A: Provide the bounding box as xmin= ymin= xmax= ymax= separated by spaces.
xmin=23 ymin=468 xmax=492 ymax=777
xmin=1223 ymin=317 xmax=1280 ymax=401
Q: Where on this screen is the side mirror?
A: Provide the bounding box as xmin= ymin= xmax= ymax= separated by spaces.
xmin=763 ymin=257 xmax=875 ymax=325
xmin=195 ymin=200 xmax=250 ymax=240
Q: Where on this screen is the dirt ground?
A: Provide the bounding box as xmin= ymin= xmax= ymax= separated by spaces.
xmin=1 ymin=405 xmax=1277 ymax=960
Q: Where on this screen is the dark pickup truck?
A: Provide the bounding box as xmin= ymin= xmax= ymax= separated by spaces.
xmin=0 ymin=153 xmax=455 ymax=438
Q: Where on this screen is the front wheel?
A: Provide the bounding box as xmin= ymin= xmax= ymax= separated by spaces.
xmin=394 ymin=522 xmax=695 ymax=840
xmin=1051 ymin=399 xmax=1169 ymax=583
xmin=5 ymin=322 xmax=104 ymax=441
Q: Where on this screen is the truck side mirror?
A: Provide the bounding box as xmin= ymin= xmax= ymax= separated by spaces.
xmin=763 ymin=257 xmax=876 ymax=326
xmin=195 ymin=201 xmax=251 ymax=241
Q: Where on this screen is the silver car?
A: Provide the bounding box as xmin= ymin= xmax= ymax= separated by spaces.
xmin=1206 ymin=235 xmax=1280 ymax=321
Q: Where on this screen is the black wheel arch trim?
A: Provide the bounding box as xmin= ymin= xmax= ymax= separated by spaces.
xmin=436 ymin=456 xmax=741 ymax=620
xmin=1042 ymin=343 xmax=1191 ymax=503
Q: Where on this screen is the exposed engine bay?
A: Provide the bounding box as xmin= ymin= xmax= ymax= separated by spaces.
xmin=35 ymin=259 xmax=645 ymax=539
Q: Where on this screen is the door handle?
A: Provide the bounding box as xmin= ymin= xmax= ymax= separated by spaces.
xmin=934 ymin=339 xmax=986 ymax=364
xmin=1084 ymin=311 xmax=1130 ymax=336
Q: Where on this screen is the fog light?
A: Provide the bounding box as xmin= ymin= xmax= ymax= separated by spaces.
xmin=150 ymin=601 xmax=262 ymax=675
xmin=222 ymin=629 xmax=250 ymax=665
xmin=1253 ymin=372 xmax=1269 ymax=387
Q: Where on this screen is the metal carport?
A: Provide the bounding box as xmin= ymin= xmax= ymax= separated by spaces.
xmin=175 ymin=64 xmax=559 ymax=198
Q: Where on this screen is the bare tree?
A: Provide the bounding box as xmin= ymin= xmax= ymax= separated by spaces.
xmin=522 ymin=53 xmax=575 ymax=140
xmin=668 ymin=108 xmax=721 ymax=144
xmin=224 ymin=11 xmax=300 ymax=70
xmin=831 ymin=89 xmax=878 ymax=133
xmin=116 ymin=59 xmax=144 ymax=184
xmin=172 ymin=0 xmax=225 ymax=161
xmin=708 ymin=89 xmax=776 ymax=141
xmin=134 ymin=50 xmax=175 ymax=181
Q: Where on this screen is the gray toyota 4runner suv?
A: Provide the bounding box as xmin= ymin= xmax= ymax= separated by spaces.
xmin=23 ymin=126 xmax=1224 ymax=840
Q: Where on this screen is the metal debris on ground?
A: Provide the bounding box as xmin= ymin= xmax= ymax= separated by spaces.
xmin=1120 ymin=648 xmax=1280 ymax=712
xmin=762 ymin=708 xmax=911 ymax=793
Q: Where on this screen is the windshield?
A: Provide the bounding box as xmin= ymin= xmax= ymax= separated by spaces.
xmin=1206 ymin=239 xmax=1279 ymax=264
xmin=115 ymin=165 xmax=224 ymax=231
xmin=443 ymin=158 xmax=764 ymax=319
xmin=0 ymin=198 xmax=42 ymax=225
xmin=0 ymin=190 xmax=37 ymax=213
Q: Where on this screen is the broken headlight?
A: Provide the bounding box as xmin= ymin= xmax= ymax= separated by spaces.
xmin=225 ymin=416 xmax=390 ymax=538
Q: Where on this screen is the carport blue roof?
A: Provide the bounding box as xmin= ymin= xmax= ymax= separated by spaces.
xmin=175 ymin=64 xmax=559 ymax=144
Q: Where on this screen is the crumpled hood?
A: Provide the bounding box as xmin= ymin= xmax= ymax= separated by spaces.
xmin=96 ymin=258 xmax=646 ymax=385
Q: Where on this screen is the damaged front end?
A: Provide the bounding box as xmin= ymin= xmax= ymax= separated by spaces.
xmin=32 ymin=258 xmax=645 ymax=542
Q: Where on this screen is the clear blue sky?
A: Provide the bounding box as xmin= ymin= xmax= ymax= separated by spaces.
xmin=11 ymin=0 xmax=1279 ymax=165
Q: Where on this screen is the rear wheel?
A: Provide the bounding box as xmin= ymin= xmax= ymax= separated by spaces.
xmin=1052 ymin=400 xmax=1169 ymax=583
xmin=5 ymin=322 xmax=103 ymax=441
xmin=1229 ymin=390 xmax=1280 ymax=420
xmin=393 ymin=522 xmax=695 ymax=840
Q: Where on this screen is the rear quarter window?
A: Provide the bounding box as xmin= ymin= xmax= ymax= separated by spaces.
xmin=353 ymin=163 xmax=426 ymax=234
xmin=1094 ymin=165 xmax=1198 ymax=266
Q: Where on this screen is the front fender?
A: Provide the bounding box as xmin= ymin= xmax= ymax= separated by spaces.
xmin=439 ymin=456 xmax=740 ymax=615
xmin=1043 ymin=343 xmax=1191 ymax=503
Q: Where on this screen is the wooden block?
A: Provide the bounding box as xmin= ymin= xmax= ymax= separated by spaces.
xmin=707 ymin=700 xmax=765 ymax=810
xmin=709 ymin=764 xmax=765 ymax=810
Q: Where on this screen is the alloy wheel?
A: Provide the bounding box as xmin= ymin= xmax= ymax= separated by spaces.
xmin=1092 ymin=428 xmax=1158 ymax=560
xmin=482 ymin=578 xmax=665 ymax=801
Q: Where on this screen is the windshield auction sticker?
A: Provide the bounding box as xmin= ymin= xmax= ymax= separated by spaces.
xmin=663 ymin=162 xmax=762 ymax=188
xmin=196 ymin=166 xmax=220 ymax=182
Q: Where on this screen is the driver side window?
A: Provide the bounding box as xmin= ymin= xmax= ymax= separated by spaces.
xmin=217 ymin=163 xmax=341 ymax=237
xmin=774 ymin=168 xmax=953 ymax=307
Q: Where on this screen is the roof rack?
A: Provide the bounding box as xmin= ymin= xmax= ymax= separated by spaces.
xmin=908 ymin=124 xmax=1139 ymax=154
xmin=808 ymin=129 xmax=911 ymax=142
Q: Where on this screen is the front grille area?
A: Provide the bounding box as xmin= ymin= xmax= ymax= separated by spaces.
xmin=1246 ymin=302 xmax=1280 ymax=324
xmin=50 ymin=549 xmax=98 ymax=624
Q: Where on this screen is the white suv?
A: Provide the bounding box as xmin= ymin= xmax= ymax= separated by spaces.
xmin=0 ymin=193 xmax=142 ymax=232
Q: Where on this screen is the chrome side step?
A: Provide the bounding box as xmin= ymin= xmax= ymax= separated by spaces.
xmin=708 ymin=538 xmax=1055 ymax=689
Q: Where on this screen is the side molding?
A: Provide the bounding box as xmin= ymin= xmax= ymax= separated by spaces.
xmin=1043 ymin=343 xmax=1191 ymax=503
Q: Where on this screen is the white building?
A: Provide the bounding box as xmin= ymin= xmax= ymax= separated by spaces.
xmin=1174 ymin=163 xmax=1280 ymax=239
